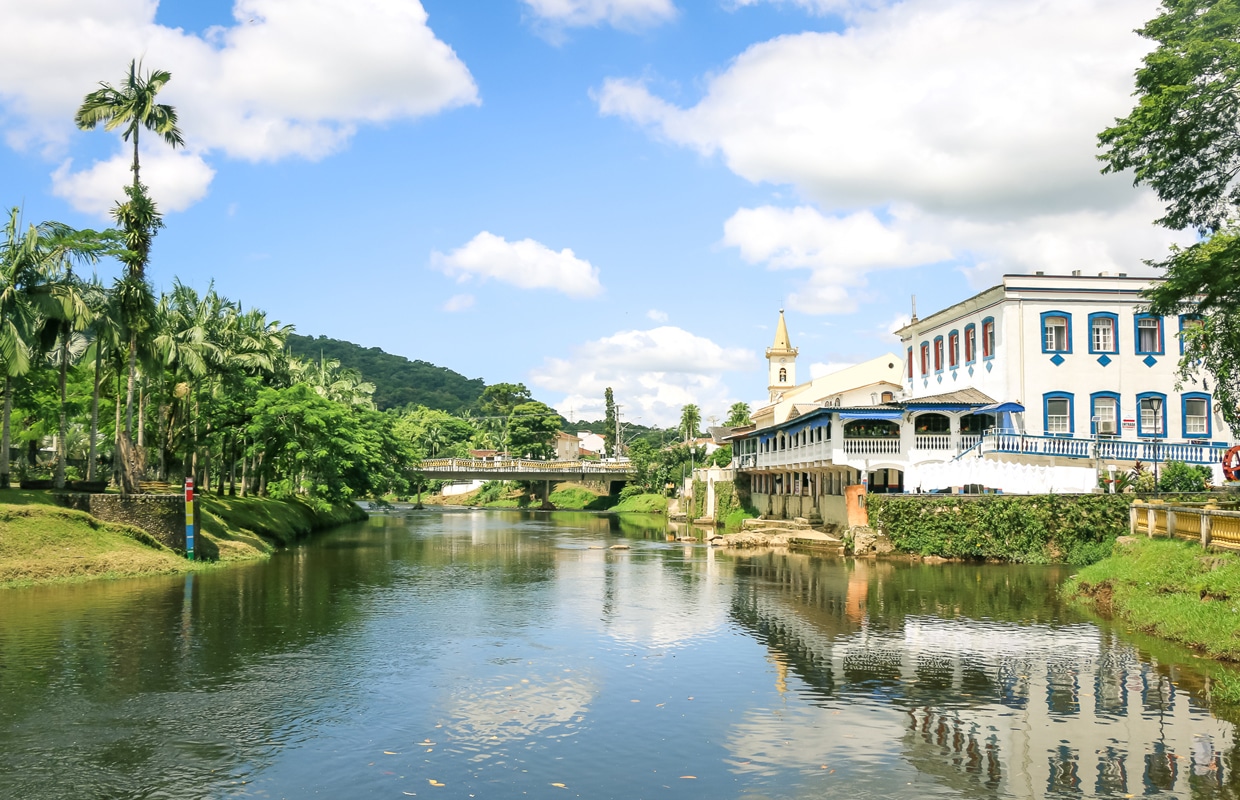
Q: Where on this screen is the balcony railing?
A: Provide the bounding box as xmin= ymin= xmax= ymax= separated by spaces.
xmin=982 ymin=433 xmax=1228 ymax=465
xmin=914 ymin=434 xmax=952 ymax=450
xmin=843 ymin=438 xmax=901 ymax=455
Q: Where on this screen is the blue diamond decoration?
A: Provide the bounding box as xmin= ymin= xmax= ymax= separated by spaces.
xmin=968 ymin=366 xmax=975 ymax=377
xmin=1097 ymin=354 xmax=1112 ymax=367
xmin=1143 ymin=354 xmax=1158 ymax=368
xmin=1050 ymin=354 xmax=1065 ymax=366
xmin=985 ymin=361 xmax=993 ymax=372
xmin=951 ymin=370 xmax=957 ymax=380
xmin=936 ymin=375 xmax=943 ymax=384
xmin=923 ymin=379 xmax=929 ymax=388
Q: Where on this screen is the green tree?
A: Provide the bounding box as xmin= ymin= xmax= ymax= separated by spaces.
xmin=679 ymin=403 xmax=701 ymax=443
xmin=75 ymin=60 xmax=184 ymax=194
xmin=1098 ymin=0 xmax=1240 ymax=434
xmin=603 ymin=387 xmax=618 ymax=458
xmin=506 ymin=400 xmax=560 ymax=460
xmin=77 ymin=60 xmax=183 ymax=492
xmin=479 ymin=381 xmax=532 ymax=453
xmin=726 ymin=401 xmax=750 ymax=427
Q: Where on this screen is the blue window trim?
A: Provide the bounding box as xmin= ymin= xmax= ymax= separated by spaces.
xmin=933 ymin=335 xmax=944 ymax=374
xmin=1136 ymin=391 xmax=1168 ymax=438
xmin=947 ymin=329 xmax=960 ymax=369
xmin=906 ymin=346 xmax=913 ymax=381
xmin=1178 ymin=313 xmax=1202 ymax=356
xmin=1043 ymin=391 xmax=1075 ymax=435
xmin=1182 ymin=392 xmax=1212 ymax=439
xmin=1087 ymin=312 xmax=1119 ymax=354
xmin=1134 ymin=313 xmax=1165 ymax=356
xmin=964 ymin=323 xmax=977 ymax=365
xmin=1039 ymin=310 xmax=1073 ymax=354
xmin=1089 ymin=391 xmax=1120 ymax=436
xmin=981 ymin=316 xmax=996 ymax=360
xmin=919 ymin=342 xmax=929 ymax=376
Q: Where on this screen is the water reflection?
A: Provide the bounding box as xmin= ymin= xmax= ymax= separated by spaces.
xmin=0 ymin=510 xmax=1238 ymax=798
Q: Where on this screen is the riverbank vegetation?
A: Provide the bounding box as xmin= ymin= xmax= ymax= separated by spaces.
xmin=868 ymin=494 xmax=1131 ymax=564
xmin=1070 ymin=537 xmax=1240 ymax=662
xmin=0 ymin=490 xmax=364 ymax=587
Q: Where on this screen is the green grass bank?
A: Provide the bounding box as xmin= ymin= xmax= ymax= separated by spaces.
xmin=0 ymin=491 xmax=366 ymax=589
xmin=426 ymin=481 xmax=668 ymax=514
xmin=1069 ymin=537 xmax=1240 ymax=662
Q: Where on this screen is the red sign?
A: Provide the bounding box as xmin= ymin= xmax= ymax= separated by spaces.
xmin=185 ymin=478 xmax=194 ymax=503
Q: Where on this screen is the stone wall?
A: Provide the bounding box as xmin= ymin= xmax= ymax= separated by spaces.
xmin=55 ymin=493 xmax=202 ymax=556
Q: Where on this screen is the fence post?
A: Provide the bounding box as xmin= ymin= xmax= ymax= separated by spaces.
xmin=1167 ymin=510 xmax=1177 ymax=538
xmin=1147 ymin=506 xmax=1155 ymax=538
xmin=1202 ymin=512 xmax=1212 ymax=549
xmin=1129 ymin=504 xmax=1137 ymax=536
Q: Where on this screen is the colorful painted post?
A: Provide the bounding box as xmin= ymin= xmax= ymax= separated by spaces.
xmin=185 ymin=477 xmax=195 ymax=561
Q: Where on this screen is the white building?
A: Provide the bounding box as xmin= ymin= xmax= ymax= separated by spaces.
xmin=727 ymin=274 xmax=1234 ymax=522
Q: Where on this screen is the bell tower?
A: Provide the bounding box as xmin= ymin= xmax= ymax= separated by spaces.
xmin=766 ymin=309 xmax=798 ymax=401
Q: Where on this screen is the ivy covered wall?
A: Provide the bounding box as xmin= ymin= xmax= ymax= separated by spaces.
xmin=867 ymin=494 xmax=1132 ymax=564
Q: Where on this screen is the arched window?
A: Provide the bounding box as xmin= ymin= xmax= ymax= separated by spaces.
xmin=778 ymin=367 xmax=787 ymax=382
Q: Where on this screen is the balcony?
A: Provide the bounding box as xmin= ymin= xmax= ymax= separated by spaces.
xmin=981 ymin=433 xmax=1228 ymax=465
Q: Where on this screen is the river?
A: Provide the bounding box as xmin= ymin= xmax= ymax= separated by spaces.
xmin=1 ymin=508 xmax=1238 ymax=798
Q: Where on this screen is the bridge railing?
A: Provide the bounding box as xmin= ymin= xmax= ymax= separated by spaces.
xmin=418 ymin=458 xmax=634 ymax=474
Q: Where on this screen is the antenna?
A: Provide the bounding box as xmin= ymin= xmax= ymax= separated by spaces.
xmin=910 ymin=295 xmax=918 ymax=323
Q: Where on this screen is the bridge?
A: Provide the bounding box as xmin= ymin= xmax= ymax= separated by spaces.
xmin=417 ymin=457 xmax=635 ymax=485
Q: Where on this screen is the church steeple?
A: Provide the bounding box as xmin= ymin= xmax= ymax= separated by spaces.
xmin=766 ymin=309 xmax=798 ymax=401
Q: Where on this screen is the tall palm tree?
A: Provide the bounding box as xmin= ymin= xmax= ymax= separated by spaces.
xmin=76 ymin=60 xmax=183 ymax=493
xmin=679 ymin=404 xmax=702 ymax=444
xmin=726 ymin=401 xmax=751 ymax=427
xmin=40 ymin=267 xmax=94 ymax=489
xmin=74 ymin=59 xmax=184 ymax=194
xmin=82 ymin=278 xmax=121 ymax=483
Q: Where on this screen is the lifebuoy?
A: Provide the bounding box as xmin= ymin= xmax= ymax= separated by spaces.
xmin=1223 ymin=445 xmax=1240 ymax=482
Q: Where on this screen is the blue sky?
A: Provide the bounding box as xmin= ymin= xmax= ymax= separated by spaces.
xmin=0 ymin=0 xmax=1186 ymax=426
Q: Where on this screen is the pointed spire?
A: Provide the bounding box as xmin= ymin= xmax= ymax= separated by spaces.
xmin=767 ymin=309 xmax=796 ymax=357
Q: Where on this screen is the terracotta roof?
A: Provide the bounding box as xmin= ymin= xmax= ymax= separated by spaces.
xmin=905 ymin=388 xmax=995 ymax=406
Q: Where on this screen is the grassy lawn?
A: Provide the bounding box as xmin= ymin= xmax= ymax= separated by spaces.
xmin=611 ymin=493 xmax=668 ymax=513
xmin=1069 ymin=537 xmax=1240 ymax=661
xmin=0 ymin=489 xmax=366 ymax=588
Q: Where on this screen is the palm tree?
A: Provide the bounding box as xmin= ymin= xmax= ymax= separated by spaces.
xmin=726 ymin=401 xmax=751 ymax=427
xmin=75 ymin=59 xmax=184 ymax=194
xmin=679 ymin=404 xmax=702 ymax=444
xmin=40 ymin=268 xmax=94 ymax=489
xmin=76 ymin=60 xmax=183 ymax=493
xmin=81 ymin=278 xmax=121 ymax=482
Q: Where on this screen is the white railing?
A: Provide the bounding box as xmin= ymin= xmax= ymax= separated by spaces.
xmin=958 ymin=434 xmax=981 ymax=452
xmin=843 ymin=438 xmax=901 ymax=455
xmin=418 ymin=458 xmax=633 ymax=474
xmin=982 ymin=434 xmax=1228 ymax=465
xmin=914 ymin=434 xmax=952 ymax=450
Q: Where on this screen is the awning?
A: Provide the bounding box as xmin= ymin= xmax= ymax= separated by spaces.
xmin=839 ymin=410 xmax=904 ymax=421
xmin=976 ymin=401 xmax=1025 ymax=414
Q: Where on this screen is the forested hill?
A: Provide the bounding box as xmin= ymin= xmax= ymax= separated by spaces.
xmin=286 ymin=334 xmax=485 ymax=412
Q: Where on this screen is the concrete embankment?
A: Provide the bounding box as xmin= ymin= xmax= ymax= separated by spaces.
xmin=0 ymin=491 xmax=367 ymax=588
xmin=709 ymin=517 xmax=848 ymax=554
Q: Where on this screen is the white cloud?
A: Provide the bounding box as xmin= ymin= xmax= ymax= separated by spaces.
xmin=646 ymin=308 xmax=668 ymax=322
xmin=51 ymin=148 xmax=215 ymax=215
xmin=730 ymin=0 xmax=878 ymax=13
xmin=529 ymin=325 xmax=757 ymax=426
xmin=522 ymin=0 xmax=676 ymax=29
xmin=723 ymin=205 xmax=951 ymax=312
xmin=433 ymin=231 xmax=603 ymax=297
xmin=599 ymin=0 xmax=1186 ymax=311
xmin=442 ymin=293 xmax=476 ymax=312
xmin=0 ymin=0 xmax=477 ymax=212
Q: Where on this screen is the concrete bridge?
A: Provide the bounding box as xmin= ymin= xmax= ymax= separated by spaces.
xmin=417 ymin=457 xmax=634 ymax=487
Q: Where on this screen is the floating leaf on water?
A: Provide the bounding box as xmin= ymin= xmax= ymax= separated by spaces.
xmin=384 ymin=751 xmax=400 ymax=755
xmin=679 ymin=775 xmax=697 ymax=779
xmin=403 ymin=793 xmax=417 ymax=797
xmin=429 ymin=779 xmax=445 ymax=786
xmin=656 ymin=703 xmax=665 ymax=707
xmin=551 ymin=782 xmax=567 ymax=788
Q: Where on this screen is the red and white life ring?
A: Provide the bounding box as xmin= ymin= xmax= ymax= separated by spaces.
xmin=1223 ymin=445 xmax=1240 ymax=482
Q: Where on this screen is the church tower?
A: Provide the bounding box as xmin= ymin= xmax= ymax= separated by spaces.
xmin=766 ymin=309 xmax=798 ymax=401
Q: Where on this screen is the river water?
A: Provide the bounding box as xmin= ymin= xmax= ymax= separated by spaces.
xmin=2 ymin=509 xmax=1239 ymax=799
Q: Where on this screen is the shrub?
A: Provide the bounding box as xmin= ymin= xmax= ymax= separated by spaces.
xmin=1156 ymin=460 xmax=1212 ymax=493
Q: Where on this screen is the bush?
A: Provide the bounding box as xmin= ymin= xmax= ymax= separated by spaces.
xmin=1156 ymin=460 xmax=1212 ymax=493
xmin=868 ymin=494 xmax=1131 ymax=564
xmin=710 ymin=445 xmax=733 ymax=468
xmin=618 ymin=484 xmax=645 ymax=501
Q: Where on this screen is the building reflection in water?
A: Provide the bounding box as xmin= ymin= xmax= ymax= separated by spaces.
xmin=724 ymin=550 xmax=1236 ymax=797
